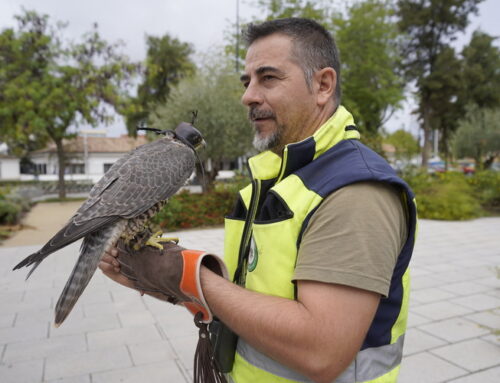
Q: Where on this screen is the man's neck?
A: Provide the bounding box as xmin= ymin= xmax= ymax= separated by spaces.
xmin=271 ymin=103 xmax=337 ymax=156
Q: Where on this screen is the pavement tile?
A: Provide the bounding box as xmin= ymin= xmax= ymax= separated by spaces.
xmin=411 ymin=301 xmax=473 ymax=321
xmin=418 ymin=317 xmax=490 ymax=342
xmin=410 ymin=287 xmax=457 ymax=303
xmin=465 ymin=310 xmax=500 ymax=329
xmin=44 ymin=346 xmax=132 ymax=380
xmin=15 ymin=306 xmax=83 ymax=327
xmin=91 ymin=360 xmax=187 ymax=383
xmin=447 ymin=366 xmax=500 ymax=383
xmin=46 ymin=375 xmax=91 ymax=383
xmin=0 ymin=358 xmax=44 ymax=383
xmin=3 ymin=333 xmax=86 ymax=363
xmin=477 ymin=277 xmax=500 ymax=288
xmin=403 ymin=328 xmax=448 ymax=356
xmin=157 ymin=315 xmax=198 ymax=340
xmin=87 ymin=324 xmax=162 ymax=350
xmin=406 ymin=311 xmax=433 ymax=327
xmin=481 ymin=333 xmax=500 ymax=347
xmin=0 ymin=322 xmax=48 ymax=345
xmin=410 ymin=275 xmax=445 ymax=290
xmin=168 ymin=333 xmax=199 ymax=371
xmin=0 ymin=313 xmax=15 ymax=328
xmin=440 ymin=281 xmax=492 ymax=296
xmin=117 ymin=309 xmax=157 ymax=327
xmin=82 ymin=301 xmax=118 ymax=318
xmin=431 ymin=338 xmax=500 ymax=372
xmin=128 ymin=340 xmax=176 ymax=365
xmin=49 ymin=312 xmax=121 ymax=338
xmin=398 ymin=352 xmax=467 ymax=383
xmin=450 ymin=293 xmax=500 ymax=311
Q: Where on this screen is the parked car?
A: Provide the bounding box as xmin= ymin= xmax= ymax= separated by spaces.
xmin=427 ymin=160 xmax=446 ymax=174
xmin=457 ymin=160 xmax=475 ymax=175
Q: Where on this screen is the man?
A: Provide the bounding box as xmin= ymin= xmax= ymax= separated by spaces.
xmin=100 ymin=18 xmax=416 ymax=383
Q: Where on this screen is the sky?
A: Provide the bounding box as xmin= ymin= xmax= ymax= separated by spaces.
xmin=1 ymin=0 xmax=499 ymax=137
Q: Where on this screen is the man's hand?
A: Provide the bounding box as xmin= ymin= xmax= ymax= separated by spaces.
xmin=99 ymin=240 xmax=228 ymax=323
xmin=99 ymin=247 xmax=136 ymax=290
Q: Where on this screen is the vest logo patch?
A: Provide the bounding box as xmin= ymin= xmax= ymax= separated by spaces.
xmin=248 ymin=237 xmax=258 ymax=272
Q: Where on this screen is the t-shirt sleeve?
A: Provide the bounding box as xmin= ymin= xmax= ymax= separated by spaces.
xmin=292 ymin=181 xmax=408 ymax=297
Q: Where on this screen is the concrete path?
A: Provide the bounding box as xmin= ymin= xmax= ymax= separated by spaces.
xmin=0 ymin=211 xmax=499 ymax=382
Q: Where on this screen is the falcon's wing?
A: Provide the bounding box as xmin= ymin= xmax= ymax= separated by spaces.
xmin=14 ymin=137 xmax=195 ymax=270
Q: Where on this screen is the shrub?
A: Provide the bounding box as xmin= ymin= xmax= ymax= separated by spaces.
xmin=152 ymin=188 xmax=239 ymax=231
xmin=467 ymin=170 xmax=500 ymax=213
xmin=402 ymin=171 xmax=482 ymax=220
xmin=0 ymin=187 xmax=33 ymax=225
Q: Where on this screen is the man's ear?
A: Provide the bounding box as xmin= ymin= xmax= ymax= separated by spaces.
xmin=314 ymin=67 xmax=336 ymax=107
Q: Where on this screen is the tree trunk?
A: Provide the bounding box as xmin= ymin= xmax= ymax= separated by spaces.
xmin=421 ymin=107 xmax=433 ymax=169
xmin=55 ymin=138 xmax=67 ymax=199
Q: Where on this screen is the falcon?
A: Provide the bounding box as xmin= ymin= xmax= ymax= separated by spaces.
xmin=13 ymin=122 xmax=205 ymax=326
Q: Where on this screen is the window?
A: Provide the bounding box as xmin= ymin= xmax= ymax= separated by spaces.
xmin=66 ymin=164 xmax=85 ymax=174
xmin=34 ymin=163 xmax=47 ymax=175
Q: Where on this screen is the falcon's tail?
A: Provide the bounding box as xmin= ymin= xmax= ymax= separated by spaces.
xmin=54 ymin=221 xmax=125 ymax=326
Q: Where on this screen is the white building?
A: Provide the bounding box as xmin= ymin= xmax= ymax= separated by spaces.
xmin=22 ymin=133 xmax=148 ymax=183
xmin=0 ymin=155 xmax=21 ymax=180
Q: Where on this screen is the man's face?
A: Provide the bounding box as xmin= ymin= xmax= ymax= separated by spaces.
xmin=240 ymin=34 xmax=318 ymax=153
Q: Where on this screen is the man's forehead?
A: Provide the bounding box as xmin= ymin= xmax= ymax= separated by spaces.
xmin=242 ymin=35 xmax=294 ymax=76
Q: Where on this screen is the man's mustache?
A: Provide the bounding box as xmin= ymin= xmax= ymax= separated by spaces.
xmin=248 ymin=108 xmax=275 ymax=121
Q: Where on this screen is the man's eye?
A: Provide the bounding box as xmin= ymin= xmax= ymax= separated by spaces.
xmin=243 ymin=81 xmax=249 ymax=89
xmin=263 ymin=75 xmax=275 ymax=81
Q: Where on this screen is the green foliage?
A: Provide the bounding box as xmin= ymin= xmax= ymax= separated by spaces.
xmin=0 ymin=10 xmax=137 ymax=198
xmin=0 ymin=188 xmax=31 ymax=225
xmin=397 ymin=0 xmax=483 ymax=166
xmin=125 ymin=34 xmax=195 ymax=134
xmin=151 ymin=189 xmax=237 ymax=230
xmin=385 ymin=129 xmax=420 ymax=162
xmin=403 ymin=171 xmax=482 ymax=220
xmin=452 ymin=106 xmax=500 ymax=169
xmin=467 ymin=171 xmax=500 ymax=213
xmin=461 ymin=31 xmax=500 ymax=109
xmin=151 ymin=53 xmax=253 ymax=191
xmin=334 ymin=0 xmax=404 ymax=135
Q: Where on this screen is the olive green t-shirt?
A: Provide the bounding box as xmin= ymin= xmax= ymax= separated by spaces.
xmin=293 ymin=181 xmax=408 ymax=297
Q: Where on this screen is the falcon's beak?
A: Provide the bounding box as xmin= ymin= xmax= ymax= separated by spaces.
xmin=195 ymin=139 xmax=206 ymax=151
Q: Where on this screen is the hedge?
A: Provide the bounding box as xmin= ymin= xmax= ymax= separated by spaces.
xmin=402 ymin=170 xmax=500 ymax=220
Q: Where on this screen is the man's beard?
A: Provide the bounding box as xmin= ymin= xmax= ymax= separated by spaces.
xmin=249 ymin=107 xmax=283 ymax=152
xmin=253 ymin=127 xmax=282 ymax=152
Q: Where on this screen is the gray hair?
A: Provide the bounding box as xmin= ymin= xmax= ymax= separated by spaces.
xmin=243 ymin=18 xmax=341 ymax=105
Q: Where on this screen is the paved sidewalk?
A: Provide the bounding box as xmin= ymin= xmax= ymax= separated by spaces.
xmin=0 ymin=219 xmax=499 ymax=382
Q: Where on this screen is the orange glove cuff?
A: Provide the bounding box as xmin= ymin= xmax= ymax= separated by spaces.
xmin=179 ymin=250 xmax=228 ymax=323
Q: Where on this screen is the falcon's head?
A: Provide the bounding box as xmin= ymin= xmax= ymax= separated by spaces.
xmin=174 ymin=122 xmax=206 ymax=151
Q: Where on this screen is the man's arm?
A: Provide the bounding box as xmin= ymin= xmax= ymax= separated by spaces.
xmin=200 ymin=267 xmax=380 ymax=383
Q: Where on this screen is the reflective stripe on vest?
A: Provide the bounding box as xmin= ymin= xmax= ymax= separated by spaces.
xmin=235 ymin=335 xmax=404 ymax=383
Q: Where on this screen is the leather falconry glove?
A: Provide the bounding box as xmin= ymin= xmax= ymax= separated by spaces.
xmin=115 ymin=239 xmax=228 ymax=323
xmin=115 ymin=239 xmax=230 ymax=383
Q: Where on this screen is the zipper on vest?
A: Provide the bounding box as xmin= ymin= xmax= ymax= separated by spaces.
xmin=233 ymin=177 xmax=261 ymax=286
xmin=276 ymin=146 xmax=289 ymax=183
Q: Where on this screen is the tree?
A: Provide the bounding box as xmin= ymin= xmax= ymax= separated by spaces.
xmin=0 ymin=10 xmax=136 ymax=198
xmin=151 ymin=54 xmax=253 ymax=192
xmin=125 ymin=34 xmax=195 ymax=135
xmin=460 ymin=30 xmax=500 ymax=109
xmin=419 ymin=45 xmax=462 ymax=163
xmin=397 ymin=0 xmax=483 ymax=167
xmin=385 ymin=129 xmax=420 ymax=165
xmin=334 ymin=0 xmax=405 ymax=152
xmin=452 ymin=105 xmax=500 ymax=169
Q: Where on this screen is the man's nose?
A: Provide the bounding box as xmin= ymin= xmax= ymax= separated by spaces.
xmin=241 ymin=82 xmax=263 ymax=106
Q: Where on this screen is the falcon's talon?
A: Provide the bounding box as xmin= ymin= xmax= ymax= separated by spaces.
xmin=145 ymin=231 xmax=179 ymax=249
